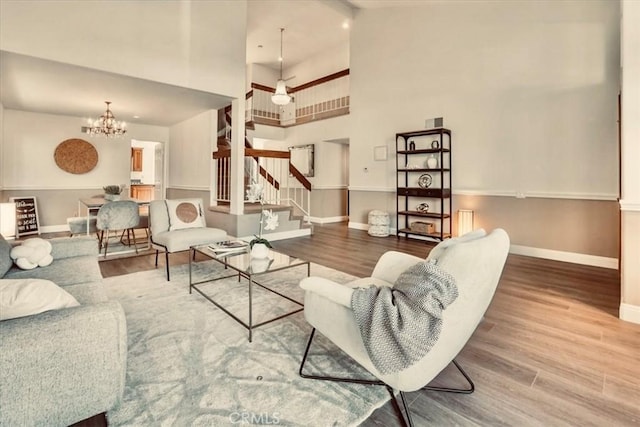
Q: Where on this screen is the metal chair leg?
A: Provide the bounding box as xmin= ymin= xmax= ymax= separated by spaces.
xmin=421 ymin=359 xmax=474 ymax=394
xmin=155 ymin=250 xmax=159 ymax=267
xmin=299 ymin=328 xmax=384 ymax=385
xmin=103 ymin=230 xmax=109 ymax=257
xmin=386 ymin=387 xmax=414 ymax=427
xmin=165 ymin=251 xmax=170 ymax=281
xmin=130 ymin=229 xmax=138 ymax=254
xmin=299 ymin=328 xmax=411 ymax=427
xmin=299 ymin=328 xmax=474 ymax=427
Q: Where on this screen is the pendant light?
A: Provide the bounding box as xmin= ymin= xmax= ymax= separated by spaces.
xmin=271 ymin=28 xmax=291 ymax=106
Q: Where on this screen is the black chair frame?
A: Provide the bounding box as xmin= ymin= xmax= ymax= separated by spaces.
xmin=298 ymin=328 xmax=475 ymax=427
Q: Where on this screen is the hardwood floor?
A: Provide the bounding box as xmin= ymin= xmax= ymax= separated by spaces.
xmin=98 ymin=223 xmax=640 ymax=426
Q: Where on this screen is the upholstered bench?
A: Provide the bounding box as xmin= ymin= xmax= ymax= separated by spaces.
xmin=67 ymin=216 xmax=98 ymax=236
xmin=149 ymin=198 xmax=227 ymax=280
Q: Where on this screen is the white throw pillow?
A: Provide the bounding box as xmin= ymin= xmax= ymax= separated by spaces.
xmin=0 ymin=278 xmax=80 ymax=321
xmin=9 ymin=238 xmax=54 ymax=270
xmin=165 ymin=199 xmax=206 ymax=231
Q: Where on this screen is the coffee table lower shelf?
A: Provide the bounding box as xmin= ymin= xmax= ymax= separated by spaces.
xmin=189 ymin=245 xmax=309 ymax=342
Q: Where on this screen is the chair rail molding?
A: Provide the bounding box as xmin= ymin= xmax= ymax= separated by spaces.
xmin=454 ymin=189 xmax=619 ymax=201
xmin=167 ymin=185 xmax=210 ymax=191
xmin=348 ymin=186 xmax=395 ymax=193
xmin=619 ymin=199 xmax=640 ymax=211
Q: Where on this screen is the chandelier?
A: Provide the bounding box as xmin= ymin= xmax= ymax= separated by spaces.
xmin=86 ymin=101 xmax=127 ymax=137
xmin=271 ymin=28 xmax=291 ymax=106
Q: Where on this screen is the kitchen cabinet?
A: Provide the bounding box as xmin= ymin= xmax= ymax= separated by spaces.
xmin=131 ymin=148 xmax=143 ymax=172
xmin=130 ymin=185 xmax=154 ymax=202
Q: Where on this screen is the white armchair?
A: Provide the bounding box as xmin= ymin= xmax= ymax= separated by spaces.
xmin=149 ymin=198 xmax=227 ymax=280
xmin=298 ymin=228 xmax=510 ymax=426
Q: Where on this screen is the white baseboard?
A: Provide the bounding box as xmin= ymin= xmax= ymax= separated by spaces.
xmin=40 ymin=224 xmax=70 ymax=234
xmin=348 ymin=221 xmax=369 ymax=231
xmin=620 ymin=303 xmax=640 ymax=325
xmin=310 ymin=215 xmax=348 ymax=224
xmin=510 ymin=245 xmax=618 ymax=269
xmin=349 ymin=223 xmax=618 ymax=269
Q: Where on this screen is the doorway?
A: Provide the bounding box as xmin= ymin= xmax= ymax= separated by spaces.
xmin=130 ymin=139 xmax=165 ymax=202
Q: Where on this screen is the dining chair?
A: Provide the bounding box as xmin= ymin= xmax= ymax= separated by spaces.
xmin=120 ymin=211 xmax=149 ymax=247
xmin=96 ymin=200 xmax=140 ymax=257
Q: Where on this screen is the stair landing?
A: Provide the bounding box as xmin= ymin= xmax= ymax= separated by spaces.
xmin=210 ymin=202 xmax=290 ymax=214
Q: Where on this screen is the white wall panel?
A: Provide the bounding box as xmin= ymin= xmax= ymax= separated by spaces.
xmin=168 ymin=110 xmax=216 ymax=189
xmin=349 ymin=0 xmax=620 ymax=199
xmin=2 ymin=109 xmax=168 ymax=189
xmin=0 ymin=0 xmax=247 ymax=98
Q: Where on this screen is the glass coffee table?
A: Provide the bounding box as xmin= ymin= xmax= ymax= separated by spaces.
xmin=189 ymin=244 xmax=310 ymax=342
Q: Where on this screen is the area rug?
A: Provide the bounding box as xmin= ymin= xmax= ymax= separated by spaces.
xmin=104 ymin=260 xmax=389 ymax=426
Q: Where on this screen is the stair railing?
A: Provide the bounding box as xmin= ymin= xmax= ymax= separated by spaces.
xmin=247 ymin=69 xmax=349 ymax=127
xmin=213 ymin=148 xmax=312 ymax=222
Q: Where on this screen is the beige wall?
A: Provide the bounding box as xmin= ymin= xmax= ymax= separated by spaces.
xmin=0 ymin=189 xmax=107 ymax=229
xmin=349 ymin=190 xmax=619 ymax=260
xmin=348 ymin=190 xmax=396 ymax=228
xmin=348 ymin=0 xmax=621 ymax=267
xmin=620 ymin=0 xmax=640 ymax=321
xmin=621 ymin=212 xmax=640 ymax=307
xmin=454 ymin=195 xmax=619 ymax=258
xmin=310 ymin=188 xmax=348 ymax=221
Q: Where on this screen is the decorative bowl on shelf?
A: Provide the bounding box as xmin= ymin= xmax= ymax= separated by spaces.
xmin=418 ymin=174 xmax=432 ymax=188
xmin=416 ymin=202 xmax=429 ymax=212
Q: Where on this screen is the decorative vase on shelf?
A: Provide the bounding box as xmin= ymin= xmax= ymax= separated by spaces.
xmin=104 ymin=194 xmax=120 ymax=201
xmin=426 ymin=154 xmax=438 ymax=169
xmin=250 ymin=242 xmax=270 ymax=259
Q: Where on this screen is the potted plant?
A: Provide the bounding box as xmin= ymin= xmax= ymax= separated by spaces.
xmin=247 ymin=181 xmax=279 ymax=258
xmin=103 ymin=185 xmax=124 ymax=201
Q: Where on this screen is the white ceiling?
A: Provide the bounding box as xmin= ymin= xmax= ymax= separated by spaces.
xmin=247 ymin=0 xmax=352 ymax=70
xmin=0 ymin=0 xmax=418 ymax=127
xmin=0 ymin=51 xmax=234 ymax=127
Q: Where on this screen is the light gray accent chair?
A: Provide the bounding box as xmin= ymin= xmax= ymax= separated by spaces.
xmin=298 ymin=228 xmax=510 ymax=426
xmin=0 ymin=234 xmax=127 ymax=426
xmin=149 ymin=198 xmax=227 ymax=280
xmin=96 ymin=200 xmax=140 ymax=257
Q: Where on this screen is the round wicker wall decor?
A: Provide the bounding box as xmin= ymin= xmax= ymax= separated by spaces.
xmin=54 ymin=138 xmax=98 ymax=174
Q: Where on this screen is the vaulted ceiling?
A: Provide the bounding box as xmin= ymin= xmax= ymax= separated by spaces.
xmin=0 ymin=0 xmax=415 ymax=126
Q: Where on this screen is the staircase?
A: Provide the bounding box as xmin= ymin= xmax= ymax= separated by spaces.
xmin=213 ymin=105 xmax=313 ymax=241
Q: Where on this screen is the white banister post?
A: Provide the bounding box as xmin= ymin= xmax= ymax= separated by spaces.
xmin=230 ymin=97 xmax=245 ymax=215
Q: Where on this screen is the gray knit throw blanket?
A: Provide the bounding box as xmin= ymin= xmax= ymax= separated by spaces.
xmin=350 ymin=261 xmax=458 ymax=375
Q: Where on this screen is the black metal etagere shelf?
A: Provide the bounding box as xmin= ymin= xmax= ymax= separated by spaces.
xmin=396 ymin=128 xmax=452 ymax=241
